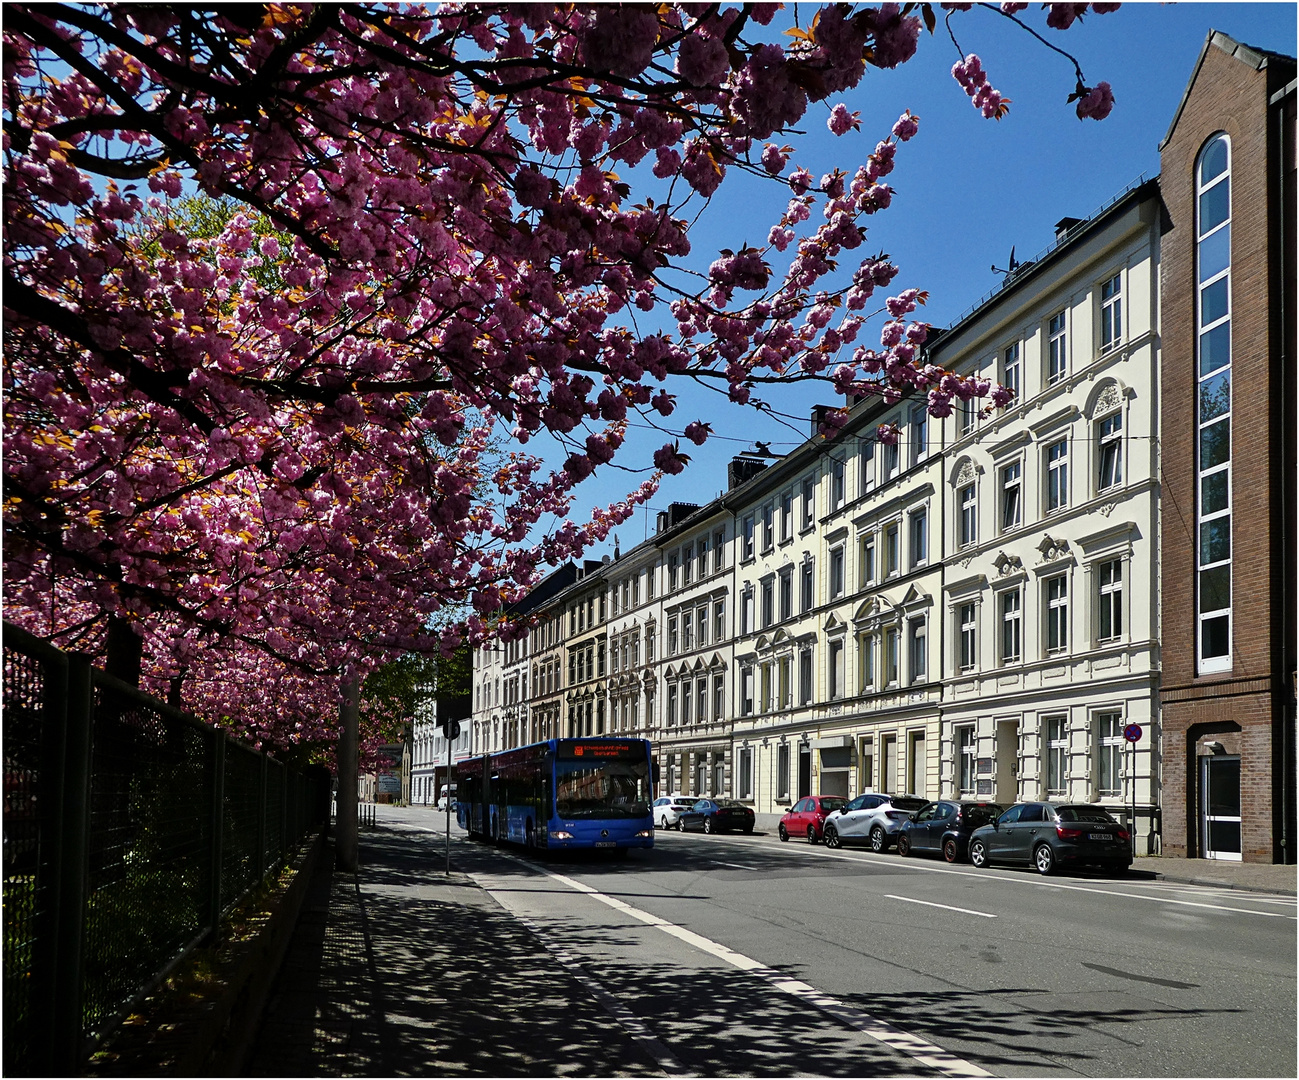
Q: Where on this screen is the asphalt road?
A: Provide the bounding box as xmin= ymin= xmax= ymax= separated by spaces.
xmin=387 ymin=809 xmax=1297 ymax=1078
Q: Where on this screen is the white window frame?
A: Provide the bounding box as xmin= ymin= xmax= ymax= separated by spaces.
xmin=1045 ymin=714 xmax=1068 ymax=796
xmin=1047 ymin=309 xmax=1067 ymax=385
xmin=958 ymin=602 xmax=977 ymax=673
xmin=1000 ymin=588 xmax=1022 ymax=666
xmin=1096 ymin=709 xmax=1124 ymax=797
xmin=959 ymin=484 xmax=977 ymax=548
xmin=1045 ymin=574 xmax=1069 ymax=655
xmin=1002 ymin=342 xmax=1021 ymax=401
xmin=1097 ymin=412 xmax=1123 ymax=492
xmin=909 ymin=507 xmax=927 ymax=569
xmin=1001 ymin=460 xmax=1022 ymax=533
xmin=829 ymin=545 xmax=845 ymax=599
xmin=1046 ymin=438 xmax=1068 ymax=514
xmin=1100 ymin=272 xmax=1123 ymax=354
xmin=909 ymin=617 xmax=927 ymax=684
xmin=1097 ymin=558 xmax=1123 ymax=643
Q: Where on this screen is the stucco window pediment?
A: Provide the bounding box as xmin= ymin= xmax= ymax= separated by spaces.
xmin=1085 ymin=377 xmax=1130 ymax=420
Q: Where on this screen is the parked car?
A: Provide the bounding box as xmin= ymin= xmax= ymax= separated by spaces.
xmin=967 ymin=802 xmax=1132 ymax=875
xmin=679 ymin=798 xmax=756 ymax=834
xmin=652 ymin=795 xmax=697 ymax=829
xmin=822 ymin=792 xmax=928 ymax=852
xmin=778 ymin=795 xmax=848 ymax=843
xmin=435 ymin=783 xmax=457 ymax=811
xmin=896 ymin=800 xmax=1003 ymax=862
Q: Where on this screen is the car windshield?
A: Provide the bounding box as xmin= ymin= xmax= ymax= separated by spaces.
xmin=889 ymin=797 xmax=929 ymax=812
xmin=1055 ymin=806 xmax=1119 ymax=824
xmin=555 ymin=760 xmax=651 ymax=818
xmin=819 ymin=797 xmax=847 ymax=812
xmin=962 ymin=804 xmax=1002 ymax=827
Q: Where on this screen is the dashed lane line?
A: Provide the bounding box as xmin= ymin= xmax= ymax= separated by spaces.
xmin=885 ymin=894 xmax=997 ymax=919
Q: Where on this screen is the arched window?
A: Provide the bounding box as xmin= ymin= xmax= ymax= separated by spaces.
xmin=1195 ymin=133 xmax=1232 ymax=673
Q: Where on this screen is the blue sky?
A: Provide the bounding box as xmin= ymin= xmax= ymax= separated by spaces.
xmin=537 ymin=1 xmax=1297 ymax=555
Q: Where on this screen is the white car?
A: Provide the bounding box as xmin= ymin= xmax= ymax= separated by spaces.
xmin=435 ymin=783 xmax=458 ymax=811
xmin=823 ymin=792 xmax=928 ymax=852
xmin=652 ymin=795 xmax=696 ymax=829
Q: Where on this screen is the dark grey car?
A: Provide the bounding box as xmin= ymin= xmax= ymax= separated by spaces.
xmin=968 ymin=802 xmax=1132 ymax=875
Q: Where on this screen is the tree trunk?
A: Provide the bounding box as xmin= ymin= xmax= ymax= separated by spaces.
xmin=105 ymin=616 xmax=143 ymax=686
xmin=336 ymin=674 xmax=360 ymax=872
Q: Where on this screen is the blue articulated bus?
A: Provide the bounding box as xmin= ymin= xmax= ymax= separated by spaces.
xmin=456 ymin=738 xmax=654 ymax=852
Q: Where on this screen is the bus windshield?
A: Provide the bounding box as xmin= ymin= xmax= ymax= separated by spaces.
xmin=555 ymin=759 xmax=652 ymax=819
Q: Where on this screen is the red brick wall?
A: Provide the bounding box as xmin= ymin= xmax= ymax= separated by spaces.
xmin=1158 ymin=39 xmax=1293 ymax=862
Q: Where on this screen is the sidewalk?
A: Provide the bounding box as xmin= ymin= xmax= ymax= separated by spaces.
xmin=242 ymin=827 xmax=659 ymax=1077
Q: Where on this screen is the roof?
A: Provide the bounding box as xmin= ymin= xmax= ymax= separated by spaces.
xmin=1160 ymin=29 xmax=1298 ymax=151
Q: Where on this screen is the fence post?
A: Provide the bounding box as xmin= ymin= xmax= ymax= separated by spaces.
xmin=51 ymin=653 xmax=94 ymax=1076
xmin=256 ymin=754 xmax=267 ymax=884
xmin=208 ymin=732 xmax=226 ymax=934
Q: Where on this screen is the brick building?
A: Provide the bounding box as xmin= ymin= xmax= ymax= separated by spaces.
xmin=1158 ymin=32 xmax=1296 ymax=862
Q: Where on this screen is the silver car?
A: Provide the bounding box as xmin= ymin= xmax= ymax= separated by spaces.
xmin=823 ymin=792 xmax=929 ymax=852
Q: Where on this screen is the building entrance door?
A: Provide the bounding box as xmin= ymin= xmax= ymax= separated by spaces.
xmin=1201 ymin=755 xmax=1242 ymax=860
xmin=797 ymin=745 xmax=812 ymax=799
xmin=995 ymin=719 xmax=1018 ymax=806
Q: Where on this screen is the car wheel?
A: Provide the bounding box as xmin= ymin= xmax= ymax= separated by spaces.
xmin=824 ymin=824 xmax=841 ymax=849
xmin=869 ymin=825 xmax=887 ymax=853
xmin=896 ymin=833 xmax=912 ymax=857
xmin=704 ymin=818 xmax=714 ymax=834
xmin=969 ymin=839 xmax=988 ymax=868
xmin=807 ymin=825 xmax=818 ymax=845
xmin=1034 ymin=843 xmax=1056 ymax=875
xmin=778 ymin=824 xmax=789 ymax=842
xmin=677 ymin=818 xmax=686 ymax=832
xmin=943 ymin=838 xmax=959 ymax=864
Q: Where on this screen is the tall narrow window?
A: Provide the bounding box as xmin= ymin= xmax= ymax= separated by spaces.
xmin=831 ymin=457 xmax=846 ymax=510
xmin=667 ymin=683 xmax=677 ymax=726
xmin=741 ymin=665 xmax=754 ymax=716
xmin=801 ymin=475 xmax=816 ymax=530
xmin=909 ymin=619 xmax=926 ymax=683
xmin=1100 ymin=273 xmax=1122 ymax=353
xmin=1045 ymin=575 xmax=1068 ymax=654
xmin=883 ymin=437 xmax=900 ymax=481
xmin=799 ymin=645 xmax=814 ymax=704
xmin=1196 ymin=133 xmax=1232 ymax=673
xmin=859 ymin=440 xmax=876 ymax=494
xmin=800 ymin=557 xmax=814 ymax=613
xmin=714 ymin=598 xmax=726 ymax=642
xmin=1097 ymin=710 xmax=1124 ymax=796
xmin=885 ymin=524 xmax=899 ymax=576
xmin=780 ymin=490 xmax=793 ymax=541
xmin=713 ymin=673 xmax=724 ymax=721
xmin=829 ymin=639 xmax=845 ymax=699
xmin=696 ymin=679 xmax=707 ymax=725
xmin=1001 ymin=461 xmax=1022 ymax=532
xmin=958 ymin=727 xmax=976 ymax=793
xmin=959 ymin=484 xmax=977 ymax=547
xmin=714 ymin=529 xmax=725 ymax=572
xmin=779 ymin=566 xmax=793 ymax=621
xmin=1098 ymin=559 xmax=1123 ymax=642
xmin=885 ymin=627 xmax=899 ymax=685
xmin=959 ymin=602 xmax=977 ymax=672
xmin=761 ymin=577 xmax=774 ymax=628
xmin=741 ymin=585 xmax=753 ymax=635
xmin=1000 ymin=589 xmax=1021 ymax=665
xmin=858 ymin=632 xmax=875 ymax=691
xmin=696 ymin=606 xmax=708 ymax=648
xmin=909 ymin=508 xmax=927 ymax=568
xmin=682 ymin=612 xmax=693 ymax=651
xmin=682 ymin=543 xmax=693 ymax=586
xmin=668 ymin=552 xmax=679 ymax=591
xmin=742 ymin=514 xmax=755 ymax=561
xmin=959 ymin=395 xmax=976 ymax=436
xmin=697 ymin=536 xmax=708 ymax=579
xmin=762 ymin=503 xmax=774 ymax=552
xmin=760 ymin=662 xmax=771 ymax=713
xmin=1002 ymin=342 xmax=1020 ymax=401
xmin=1098 ymin=413 xmax=1123 ymax=491
xmin=777 ymin=743 xmax=790 ymax=801
xmin=859 ymin=533 xmax=876 ymax=586
xmin=778 ymin=656 xmax=791 ymax=709
xmin=910 ymin=405 xmax=928 ymax=465
xmin=829 ymin=546 xmax=845 ymax=598
xmin=1046 ymin=439 xmax=1068 ymax=512
xmin=1047 ymin=310 xmax=1067 ymax=384
xmin=1045 ymin=715 xmax=1067 ymax=796
xmin=680 ymin=680 xmax=691 ymax=724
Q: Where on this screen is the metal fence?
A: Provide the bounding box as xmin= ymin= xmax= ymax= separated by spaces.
xmin=2 ymin=622 xmax=330 ymax=1076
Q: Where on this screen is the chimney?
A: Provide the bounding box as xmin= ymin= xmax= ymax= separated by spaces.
xmin=1054 ymin=216 xmax=1084 ymax=239
xmin=810 ymin=404 xmax=833 ymax=435
xmin=656 ymin=510 xmax=670 ymax=533
xmin=728 ymin=455 xmax=768 ymax=490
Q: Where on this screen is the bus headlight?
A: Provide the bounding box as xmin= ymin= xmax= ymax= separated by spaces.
xmin=549 ymin=830 xmax=574 ymax=841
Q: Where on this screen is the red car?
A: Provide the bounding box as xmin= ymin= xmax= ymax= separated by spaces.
xmin=779 ymin=795 xmax=848 ymax=843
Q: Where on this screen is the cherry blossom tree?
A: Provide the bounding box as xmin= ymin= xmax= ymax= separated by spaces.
xmin=3 ymin=3 xmax=1118 ymax=763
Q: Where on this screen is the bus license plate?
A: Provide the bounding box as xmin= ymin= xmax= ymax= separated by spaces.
xmin=1089 ymin=833 xmax=1113 ymax=841
xmin=594 ymin=841 xmax=616 ymax=848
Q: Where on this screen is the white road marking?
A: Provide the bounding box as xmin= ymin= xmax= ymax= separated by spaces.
xmin=508 ymin=867 xmax=993 ymax=1079
xmin=712 ymin=860 xmax=761 ymax=871
xmin=768 ymin=843 xmax=1296 ymax=919
xmin=886 ymin=894 xmax=997 ymax=918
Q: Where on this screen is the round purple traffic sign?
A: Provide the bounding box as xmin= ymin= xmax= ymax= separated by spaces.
xmin=1124 ymin=723 xmax=1142 ymax=743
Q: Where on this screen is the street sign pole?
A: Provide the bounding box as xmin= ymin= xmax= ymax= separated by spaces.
xmin=445 ymin=724 xmax=452 ymax=875
xmin=1123 ymin=723 xmax=1143 ymax=857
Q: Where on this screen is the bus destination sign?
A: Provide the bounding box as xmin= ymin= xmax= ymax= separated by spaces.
xmin=557 ymin=741 xmax=642 ymax=761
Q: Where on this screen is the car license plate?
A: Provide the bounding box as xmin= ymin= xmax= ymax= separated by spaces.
xmin=1089 ymin=833 xmax=1113 ymax=841
xmin=594 ymin=841 xmax=616 ymax=848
